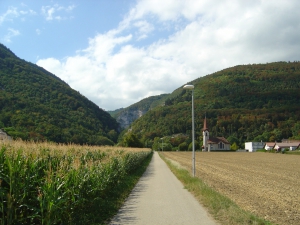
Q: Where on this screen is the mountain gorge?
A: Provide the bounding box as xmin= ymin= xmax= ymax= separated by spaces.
xmin=1 ymin=41 xmax=300 ymax=150
xmin=109 ymin=94 xmax=168 ymax=129
xmin=0 ymin=43 xmax=119 ymax=145
xmin=124 ymin=62 xmax=300 ymax=149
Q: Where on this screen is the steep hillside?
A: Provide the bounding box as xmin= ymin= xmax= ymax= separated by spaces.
xmin=127 ymin=62 xmax=300 ymax=149
xmin=0 ymin=43 xmax=119 ymax=145
xmin=109 ymin=94 xmax=168 ymax=129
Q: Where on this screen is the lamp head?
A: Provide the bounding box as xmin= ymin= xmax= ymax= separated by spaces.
xmin=183 ymin=84 xmax=194 ymax=89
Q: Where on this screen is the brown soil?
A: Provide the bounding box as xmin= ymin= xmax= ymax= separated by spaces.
xmin=161 ymin=152 xmax=300 ymax=225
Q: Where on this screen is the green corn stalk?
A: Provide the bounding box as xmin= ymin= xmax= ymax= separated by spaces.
xmin=0 ymin=142 xmax=152 ymax=225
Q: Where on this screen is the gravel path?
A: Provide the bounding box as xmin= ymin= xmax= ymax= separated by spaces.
xmin=109 ymin=152 xmax=217 ymax=225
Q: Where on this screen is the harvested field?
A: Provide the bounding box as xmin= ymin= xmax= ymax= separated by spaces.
xmin=161 ymin=152 xmax=300 ymax=225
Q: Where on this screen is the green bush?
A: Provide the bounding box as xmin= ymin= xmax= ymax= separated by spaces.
xmin=178 ymin=142 xmax=188 ymax=151
xmin=188 ymin=141 xmax=199 ymax=151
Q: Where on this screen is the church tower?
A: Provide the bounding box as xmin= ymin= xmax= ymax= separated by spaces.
xmin=202 ymin=116 xmax=209 ymax=151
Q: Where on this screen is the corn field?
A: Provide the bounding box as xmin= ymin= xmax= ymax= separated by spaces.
xmin=0 ymin=140 xmax=152 ymax=225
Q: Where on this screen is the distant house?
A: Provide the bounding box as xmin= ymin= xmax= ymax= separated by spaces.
xmin=0 ymin=129 xmax=12 ymax=141
xmin=282 ymin=139 xmax=300 ymax=143
xmin=245 ymin=142 xmax=265 ymax=152
xmin=202 ymin=117 xmax=230 ymax=151
xmin=274 ymin=142 xmax=300 ymax=151
xmin=264 ymin=142 xmax=276 ymax=150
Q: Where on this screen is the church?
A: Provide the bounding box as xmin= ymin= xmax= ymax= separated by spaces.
xmin=202 ymin=116 xmax=230 ymax=151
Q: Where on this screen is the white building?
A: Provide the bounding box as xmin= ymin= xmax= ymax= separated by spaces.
xmin=245 ymin=142 xmax=265 ymax=152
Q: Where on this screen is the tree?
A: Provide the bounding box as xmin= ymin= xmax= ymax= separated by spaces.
xmin=107 ymin=129 xmax=118 ymax=143
xmin=227 ymin=135 xmax=240 ymax=146
xmin=178 ymin=142 xmax=188 ymax=151
xmin=163 ymin=143 xmax=173 ymax=151
xmin=291 ymin=122 xmax=300 ymax=139
xmin=188 ymin=141 xmax=199 ymax=151
xmin=152 ymin=137 xmax=161 ymax=151
xmin=95 ymin=136 xmax=114 ymax=146
xmin=230 ymin=142 xmax=239 ymax=151
xmin=122 ymin=133 xmax=143 ymax=148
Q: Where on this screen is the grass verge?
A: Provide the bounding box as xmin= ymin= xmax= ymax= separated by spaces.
xmin=285 ymin=150 xmax=300 ymax=155
xmin=103 ymin=151 xmax=153 ymax=224
xmin=159 ymin=153 xmax=274 ymax=225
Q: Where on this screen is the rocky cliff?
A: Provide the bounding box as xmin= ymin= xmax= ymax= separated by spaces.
xmin=108 ymin=94 xmax=169 ymax=129
xmin=116 ymin=109 xmax=147 ymax=129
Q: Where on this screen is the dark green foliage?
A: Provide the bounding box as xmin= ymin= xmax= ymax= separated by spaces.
xmin=128 ymin=62 xmax=300 ymax=148
xmin=162 ymin=142 xmax=173 ymax=151
xmin=121 ymin=133 xmax=143 ymax=148
xmin=0 ymin=43 xmax=119 ymax=144
xmin=178 ymin=142 xmax=188 ymax=151
xmin=188 ymin=141 xmax=200 ymax=151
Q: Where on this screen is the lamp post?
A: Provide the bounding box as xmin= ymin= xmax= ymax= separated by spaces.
xmin=183 ymin=84 xmax=195 ymax=177
xmin=160 ymin=138 xmax=163 ymax=151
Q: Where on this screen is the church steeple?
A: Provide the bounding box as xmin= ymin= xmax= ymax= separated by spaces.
xmin=202 ymin=114 xmax=209 ymax=151
xmin=203 ymin=115 xmax=208 ymax=131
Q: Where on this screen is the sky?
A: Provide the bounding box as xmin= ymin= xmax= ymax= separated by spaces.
xmin=1 ymin=0 xmax=300 ymax=111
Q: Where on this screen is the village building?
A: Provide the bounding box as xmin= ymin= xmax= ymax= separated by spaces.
xmin=0 ymin=129 xmax=12 ymax=141
xmin=282 ymin=139 xmax=300 ymax=143
xmin=264 ymin=142 xmax=276 ymax=150
xmin=245 ymin=141 xmax=265 ymax=152
xmin=202 ymin=116 xmax=230 ymax=151
xmin=274 ymin=142 xmax=300 ymax=151
xmin=263 ymin=141 xmax=300 ymax=151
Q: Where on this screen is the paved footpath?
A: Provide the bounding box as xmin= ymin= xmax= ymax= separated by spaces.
xmin=109 ymin=152 xmax=218 ymax=225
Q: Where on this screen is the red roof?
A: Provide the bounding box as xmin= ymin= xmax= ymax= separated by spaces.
xmin=275 ymin=143 xmax=300 ymax=148
xmin=208 ymin=137 xmax=230 ymax=144
xmin=264 ymin=142 xmax=276 ymax=147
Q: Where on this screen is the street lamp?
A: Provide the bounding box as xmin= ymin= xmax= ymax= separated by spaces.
xmin=160 ymin=138 xmax=163 ymax=151
xmin=183 ymin=84 xmax=195 ymax=177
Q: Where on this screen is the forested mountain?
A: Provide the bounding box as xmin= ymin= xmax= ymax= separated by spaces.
xmin=125 ymin=62 xmax=300 ymax=149
xmin=108 ymin=94 xmax=168 ymax=129
xmin=0 ymin=43 xmax=119 ymax=145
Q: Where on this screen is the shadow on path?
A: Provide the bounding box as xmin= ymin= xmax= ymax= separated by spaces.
xmin=109 ymin=155 xmax=155 ymax=224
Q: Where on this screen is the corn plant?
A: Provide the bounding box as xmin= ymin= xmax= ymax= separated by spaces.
xmin=0 ymin=141 xmax=151 ymax=224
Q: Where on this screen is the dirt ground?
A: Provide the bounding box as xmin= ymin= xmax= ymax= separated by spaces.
xmin=161 ymin=152 xmax=300 ymax=225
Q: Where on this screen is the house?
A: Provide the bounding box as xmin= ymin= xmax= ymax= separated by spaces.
xmin=0 ymin=129 xmax=12 ymax=141
xmin=282 ymin=139 xmax=300 ymax=143
xmin=264 ymin=142 xmax=276 ymax=150
xmin=274 ymin=142 xmax=300 ymax=151
xmin=202 ymin=116 xmax=230 ymax=151
xmin=245 ymin=142 xmax=265 ymax=152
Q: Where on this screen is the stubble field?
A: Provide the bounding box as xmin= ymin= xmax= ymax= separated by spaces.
xmin=161 ymin=151 xmax=300 ymax=225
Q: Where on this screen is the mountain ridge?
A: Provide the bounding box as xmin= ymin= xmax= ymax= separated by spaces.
xmin=121 ymin=61 xmax=300 ymax=149
xmin=0 ymin=43 xmax=119 ymax=145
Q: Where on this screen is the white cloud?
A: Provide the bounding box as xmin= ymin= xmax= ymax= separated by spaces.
xmin=19 ymin=9 xmax=36 ymax=15
xmin=0 ymin=6 xmax=36 ymax=25
xmin=37 ymin=0 xmax=300 ymax=110
xmin=41 ymin=4 xmax=75 ymax=21
xmin=2 ymin=28 xmax=20 ymax=43
xmin=134 ymin=20 xmax=154 ymax=40
xmin=36 ymin=28 xmax=41 ymax=35
xmin=0 ymin=7 xmax=19 ymax=25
